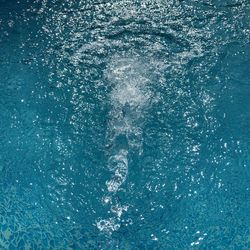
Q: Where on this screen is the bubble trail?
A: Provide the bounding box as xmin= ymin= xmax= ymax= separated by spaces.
xmin=97 ymin=58 xmax=152 ymax=234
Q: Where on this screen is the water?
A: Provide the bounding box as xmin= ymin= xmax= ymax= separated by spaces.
xmin=0 ymin=0 xmax=249 ymax=249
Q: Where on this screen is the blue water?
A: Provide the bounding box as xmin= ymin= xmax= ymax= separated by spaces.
xmin=0 ymin=0 xmax=249 ymax=249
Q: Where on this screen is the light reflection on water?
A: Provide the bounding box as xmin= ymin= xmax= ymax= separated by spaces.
xmin=0 ymin=0 xmax=249 ymax=249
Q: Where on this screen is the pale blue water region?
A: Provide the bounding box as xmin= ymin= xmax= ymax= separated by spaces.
xmin=0 ymin=0 xmax=250 ymax=249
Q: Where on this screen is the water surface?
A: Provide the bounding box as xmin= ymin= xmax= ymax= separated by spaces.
xmin=0 ymin=0 xmax=250 ymax=249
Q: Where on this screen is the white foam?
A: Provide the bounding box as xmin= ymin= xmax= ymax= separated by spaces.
xmin=98 ymin=57 xmax=151 ymax=233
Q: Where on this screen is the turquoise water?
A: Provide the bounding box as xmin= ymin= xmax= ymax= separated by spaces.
xmin=0 ymin=0 xmax=249 ymax=249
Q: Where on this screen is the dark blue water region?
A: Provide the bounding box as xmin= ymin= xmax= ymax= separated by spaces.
xmin=0 ymin=0 xmax=250 ymax=249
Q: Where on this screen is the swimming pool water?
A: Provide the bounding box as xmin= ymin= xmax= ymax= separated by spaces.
xmin=0 ymin=0 xmax=249 ymax=249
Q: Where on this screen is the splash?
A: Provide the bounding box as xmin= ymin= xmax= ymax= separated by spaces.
xmin=97 ymin=57 xmax=152 ymax=233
